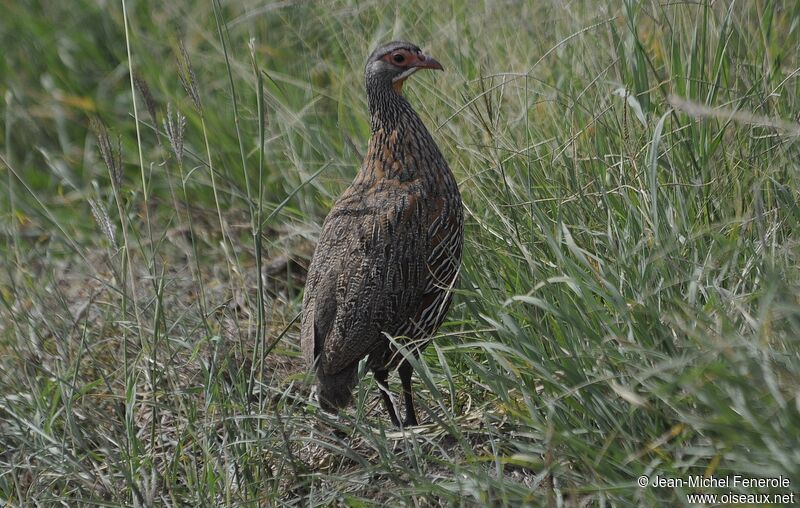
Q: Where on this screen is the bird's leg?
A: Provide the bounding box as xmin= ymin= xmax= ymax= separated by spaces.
xmin=374 ymin=369 xmax=400 ymax=426
xmin=398 ymin=360 xmax=418 ymax=426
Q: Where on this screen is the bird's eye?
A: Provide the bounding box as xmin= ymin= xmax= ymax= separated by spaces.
xmin=392 ymin=53 xmax=406 ymax=64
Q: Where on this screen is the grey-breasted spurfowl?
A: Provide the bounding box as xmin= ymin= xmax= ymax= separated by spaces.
xmin=301 ymin=41 xmax=463 ymax=426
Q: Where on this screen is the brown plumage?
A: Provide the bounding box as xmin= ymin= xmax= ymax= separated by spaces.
xmin=301 ymin=41 xmax=463 ymax=426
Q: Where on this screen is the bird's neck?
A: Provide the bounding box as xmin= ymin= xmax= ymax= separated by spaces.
xmin=367 ymin=83 xmax=421 ymax=133
xmin=356 ymin=84 xmax=446 ymax=186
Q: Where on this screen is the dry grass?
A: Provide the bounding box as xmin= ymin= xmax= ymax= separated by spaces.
xmin=2 ymin=0 xmax=800 ymax=505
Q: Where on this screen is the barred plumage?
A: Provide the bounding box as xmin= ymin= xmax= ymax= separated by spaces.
xmin=301 ymin=41 xmax=463 ymax=426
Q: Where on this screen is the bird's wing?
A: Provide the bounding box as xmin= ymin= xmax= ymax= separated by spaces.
xmin=423 ymin=194 xmax=464 ymax=294
xmin=399 ymin=193 xmax=464 ymax=338
xmin=300 ymin=188 xmax=429 ymax=376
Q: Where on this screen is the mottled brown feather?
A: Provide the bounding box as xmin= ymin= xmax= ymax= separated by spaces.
xmin=300 ymin=41 xmax=463 ymax=419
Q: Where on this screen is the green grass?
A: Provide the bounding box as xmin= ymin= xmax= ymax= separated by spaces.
xmin=2 ymin=0 xmax=799 ymax=505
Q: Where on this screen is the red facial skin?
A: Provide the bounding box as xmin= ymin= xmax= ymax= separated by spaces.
xmin=383 ymin=48 xmax=443 ymax=93
xmin=382 ymin=48 xmax=443 ymax=71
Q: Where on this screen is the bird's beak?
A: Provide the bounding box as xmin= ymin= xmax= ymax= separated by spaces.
xmin=392 ymin=52 xmax=444 ymax=86
xmin=414 ymin=53 xmax=443 ymax=71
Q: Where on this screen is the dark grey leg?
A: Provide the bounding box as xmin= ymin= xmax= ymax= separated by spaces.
xmin=398 ymin=360 xmax=418 ymax=426
xmin=374 ymin=369 xmax=400 ymax=426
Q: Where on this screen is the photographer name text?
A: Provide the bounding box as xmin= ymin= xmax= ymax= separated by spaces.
xmin=648 ymin=474 xmax=790 ymax=489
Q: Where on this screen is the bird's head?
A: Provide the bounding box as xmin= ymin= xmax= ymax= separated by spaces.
xmin=365 ymin=41 xmax=443 ymax=94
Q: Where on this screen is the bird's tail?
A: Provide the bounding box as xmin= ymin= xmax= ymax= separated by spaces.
xmin=316 ymin=365 xmax=358 ymax=412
